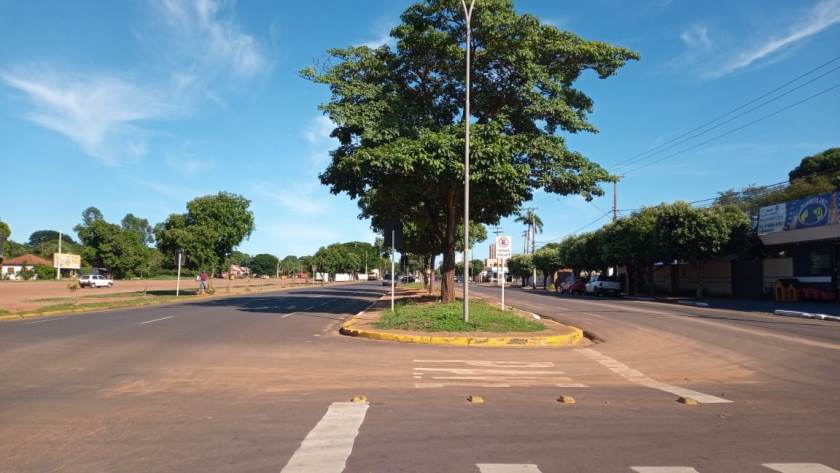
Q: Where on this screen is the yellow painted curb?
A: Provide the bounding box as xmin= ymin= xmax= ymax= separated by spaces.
xmin=340 ymin=317 xmax=584 ymax=348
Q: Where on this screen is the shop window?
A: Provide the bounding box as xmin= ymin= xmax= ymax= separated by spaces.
xmin=808 ymin=249 xmax=831 ymax=276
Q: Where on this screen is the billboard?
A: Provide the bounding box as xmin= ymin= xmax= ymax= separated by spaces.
xmin=53 ymin=253 xmax=81 ymax=270
xmin=758 ymin=192 xmax=839 ymax=235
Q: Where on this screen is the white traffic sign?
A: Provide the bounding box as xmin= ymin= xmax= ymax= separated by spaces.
xmin=496 ymin=235 xmax=512 ymax=259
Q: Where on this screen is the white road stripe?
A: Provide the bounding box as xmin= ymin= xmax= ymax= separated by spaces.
xmin=631 ymin=468 xmax=699 ymax=473
xmin=28 ymin=317 xmax=67 ymax=324
xmin=280 ymin=402 xmax=368 ymax=473
xmin=477 ymin=464 xmax=543 ymax=473
xmin=140 ymin=316 xmax=173 ymax=325
xmin=414 ymin=368 xmax=567 ymax=376
xmin=414 ymin=360 xmax=554 ymax=368
xmin=763 ymin=464 xmax=840 ymax=473
xmin=281 ymin=313 xmax=298 ymax=319
xmin=577 ymin=348 xmax=732 ymax=404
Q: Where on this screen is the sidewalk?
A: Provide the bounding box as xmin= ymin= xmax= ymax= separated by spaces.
xmin=489 ymin=284 xmax=840 ymax=317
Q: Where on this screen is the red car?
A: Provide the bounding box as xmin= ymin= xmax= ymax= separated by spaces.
xmin=560 ymin=278 xmax=588 ymax=295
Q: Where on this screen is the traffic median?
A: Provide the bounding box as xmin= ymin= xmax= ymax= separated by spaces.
xmin=340 ymin=290 xmax=585 ymax=348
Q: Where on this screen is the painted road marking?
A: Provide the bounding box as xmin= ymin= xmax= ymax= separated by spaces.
xmin=477 ymin=464 xmax=543 ymax=473
xmin=28 ymin=317 xmax=67 ymax=324
xmin=413 ymin=360 xmax=587 ymax=388
xmin=631 ymin=468 xmax=699 ymax=473
xmin=577 ymin=348 xmax=731 ymax=404
xmin=140 ymin=316 xmax=174 ymax=325
xmin=763 ymin=464 xmax=840 ymax=473
xmin=280 ymin=402 xmax=368 ymax=473
xmin=281 ymin=313 xmax=298 ymax=319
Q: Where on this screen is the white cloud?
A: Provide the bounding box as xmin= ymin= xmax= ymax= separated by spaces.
xmin=713 ymin=0 xmax=840 ymax=77
xmin=681 ymin=25 xmax=711 ymax=49
xmin=1 ymin=0 xmax=267 ymax=165
xmin=153 ymin=0 xmax=268 ymax=78
xmin=0 ymin=67 xmax=171 ymax=165
xmin=303 ymin=115 xmax=337 ymax=167
xmin=252 ymin=181 xmax=330 ymax=215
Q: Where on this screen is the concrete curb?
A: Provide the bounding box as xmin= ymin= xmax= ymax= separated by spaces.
xmin=774 ymin=309 xmax=840 ymax=322
xmin=339 ymin=314 xmax=584 ymax=348
xmin=677 ymin=300 xmax=710 ymax=307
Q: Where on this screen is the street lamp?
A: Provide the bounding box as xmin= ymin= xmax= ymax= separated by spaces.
xmin=461 ymin=0 xmax=475 ymax=323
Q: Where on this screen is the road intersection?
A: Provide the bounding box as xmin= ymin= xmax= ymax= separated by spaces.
xmin=1 ymin=283 xmax=838 ymax=472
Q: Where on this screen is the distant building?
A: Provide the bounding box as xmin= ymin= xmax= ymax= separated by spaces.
xmin=223 ymin=264 xmax=251 ymax=279
xmin=488 ymin=243 xmax=497 ymax=260
xmin=1 ymin=254 xmax=52 ymax=280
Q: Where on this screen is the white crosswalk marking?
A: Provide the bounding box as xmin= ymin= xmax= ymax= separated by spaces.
xmin=577 ymin=348 xmax=731 ymax=403
xmin=412 ymin=359 xmax=587 ymax=388
xmin=280 ymin=402 xmax=368 ymax=473
xmin=763 ymin=464 xmax=840 ymax=473
xmin=477 ymin=464 xmax=543 ymax=473
xmin=631 ymin=468 xmax=699 ymax=473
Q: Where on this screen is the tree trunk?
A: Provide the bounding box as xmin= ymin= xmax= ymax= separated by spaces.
xmin=648 ymin=266 xmax=656 ymax=296
xmin=696 ymin=260 xmax=704 ymax=299
xmin=429 ymin=254 xmax=436 ymax=295
xmin=440 ymin=190 xmax=457 ymax=303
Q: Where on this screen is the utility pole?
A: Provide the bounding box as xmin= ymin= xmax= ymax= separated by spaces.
xmin=460 ymin=0 xmax=475 ymax=323
xmin=612 ymin=175 xmax=624 ymax=222
xmin=56 ymin=231 xmax=62 ymax=280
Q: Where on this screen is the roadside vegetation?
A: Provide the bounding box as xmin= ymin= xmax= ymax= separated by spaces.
xmin=376 ymin=299 xmax=545 ymax=333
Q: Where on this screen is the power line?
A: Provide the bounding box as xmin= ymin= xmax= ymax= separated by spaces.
xmin=609 ymin=54 xmax=840 ymax=171
xmin=617 ymin=180 xmax=789 ymax=214
xmin=613 ymin=63 xmax=840 ymax=172
xmin=535 ymin=210 xmax=611 ymax=248
xmin=623 ymin=82 xmax=840 ymax=175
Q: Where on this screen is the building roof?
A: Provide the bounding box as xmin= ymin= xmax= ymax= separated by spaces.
xmin=2 ymin=254 xmax=52 ymax=266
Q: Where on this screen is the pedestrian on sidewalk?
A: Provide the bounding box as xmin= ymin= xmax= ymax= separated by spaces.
xmin=198 ymin=271 xmax=208 ymax=294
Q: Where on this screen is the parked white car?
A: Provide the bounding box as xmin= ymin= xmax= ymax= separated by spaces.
xmin=585 ymin=275 xmax=621 ymax=296
xmin=79 ymin=274 xmax=114 ymax=288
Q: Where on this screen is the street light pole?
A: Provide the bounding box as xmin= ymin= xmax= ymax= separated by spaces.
xmin=461 ymin=0 xmax=475 ymax=323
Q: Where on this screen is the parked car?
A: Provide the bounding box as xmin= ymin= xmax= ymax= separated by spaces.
xmin=585 ymin=275 xmax=622 ymax=296
xmin=400 ymin=275 xmax=416 ymax=283
xmin=382 ymin=273 xmax=396 ymax=286
xmin=79 ymin=274 xmax=114 ymax=288
xmin=561 ymin=277 xmax=588 ymax=295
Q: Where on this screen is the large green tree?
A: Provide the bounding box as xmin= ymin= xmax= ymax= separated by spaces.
xmin=533 ymin=242 xmax=564 ymax=288
xmin=655 ymin=203 xmax=748 ymax=298
xmin=76 ymin=218 xmax=152 ymax=279
xmin=303 ymin=0 xmax=638 ymax=301
xmin=250 ymin=253 xmax=279 ymax=276
xmin=121 ymin=214 xmax=155 ymax=245
xmin=155 ymin=192 xmax=255 ymax=276
xmin=279 ymin=255 xmax=301 ymax=276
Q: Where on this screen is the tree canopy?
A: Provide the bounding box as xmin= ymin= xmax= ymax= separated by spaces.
xmin=155 ymin=192 xmax=255 ymax=276
xmin=121 ymin=214 xmax=155 ymax=245
xmin=303 ymin=0 xmax=638 ymax=301
xmin=250 ymin=253 xmax=279 ymax=276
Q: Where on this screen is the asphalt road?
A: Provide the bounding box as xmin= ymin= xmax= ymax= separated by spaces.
xmin=2 ymin=282 xmax=839 ymax=473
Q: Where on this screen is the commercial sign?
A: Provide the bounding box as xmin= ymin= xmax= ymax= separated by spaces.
xmin=758 ymin=192 xmax=840 ymax=235
xmin=495 ymin=235 xmax=512 ymax=259
xmin=757 ymin=203 xmax=786 ymax=235
xmin=53 ymin=253 xmax=81 ymax=270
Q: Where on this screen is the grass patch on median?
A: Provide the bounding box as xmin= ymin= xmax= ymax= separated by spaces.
xmin=375 ymin=299 xmax=545 ymax=333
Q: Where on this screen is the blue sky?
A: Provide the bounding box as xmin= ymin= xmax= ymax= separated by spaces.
xmin=1 ymin=0 xmax=838 ymax=260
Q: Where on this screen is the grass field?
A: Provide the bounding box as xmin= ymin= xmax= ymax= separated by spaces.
xmin=375 ymin=298 xmax=545 ymax=333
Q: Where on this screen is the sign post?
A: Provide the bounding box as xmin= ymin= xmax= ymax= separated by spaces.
xmin=495 ymin=235 xmax=512 ymax=310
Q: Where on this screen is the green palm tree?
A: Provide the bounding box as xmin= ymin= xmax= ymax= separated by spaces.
xmin=515 ymin=209 xmax=542 ymax=288
xmin=514 ymin=209 xmax=543 ymax=253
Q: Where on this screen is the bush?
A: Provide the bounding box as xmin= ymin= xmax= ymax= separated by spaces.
xmin=19 ymin=267 xmax=36 ymax=280
xmin=34 ymin=265 xmax=56 ymax=280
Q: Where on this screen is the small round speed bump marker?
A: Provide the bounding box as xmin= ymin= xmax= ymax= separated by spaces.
xmin=350 ymin=395 xmax=368 ymax=403
xmin=677 ymin=396 xmax=698 ymax=405
xmin=467 ymin=395 xmax=484 ymax=404
xmin=557 ymin=395 xmax=576 ymax=404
